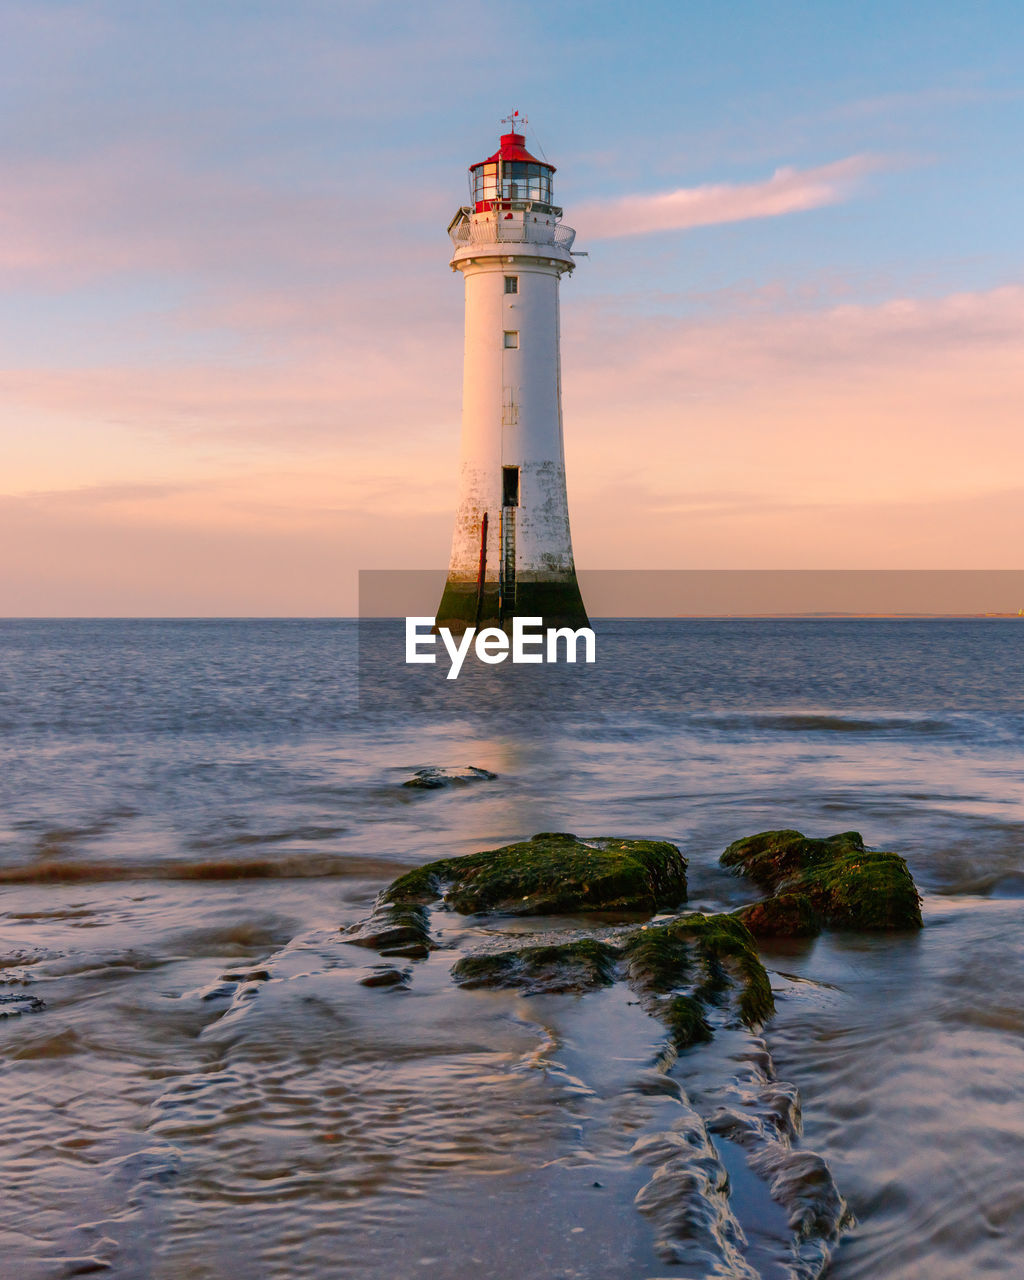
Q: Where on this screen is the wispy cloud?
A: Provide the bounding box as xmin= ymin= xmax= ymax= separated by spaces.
xmin=557 ymin=281 xmax=1024 ymax=563
xmin=564 ymin=283 xmax=1024 ymax=390
xmin=19 ymin=481 xmax=195 ymax=508
xmin=575 ymin=156 xmax=884 ymax=239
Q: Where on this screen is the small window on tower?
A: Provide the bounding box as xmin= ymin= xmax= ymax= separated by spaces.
xmin=502 ymin=466 xmax=520 ymax=507
xmin=503 ymin=330 xmax=519 ymax=349
xmin=504 ymin=276 xmax=518 ymax=294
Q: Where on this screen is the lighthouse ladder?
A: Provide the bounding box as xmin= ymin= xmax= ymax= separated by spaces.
xmin=499 ymin=507 xmax=517 ymax=620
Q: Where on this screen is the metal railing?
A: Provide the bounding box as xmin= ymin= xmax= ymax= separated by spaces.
xmin=450 ymin=217 xmax=577 ymax=251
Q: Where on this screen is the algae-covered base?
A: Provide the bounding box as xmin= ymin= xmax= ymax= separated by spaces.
xmin=435 ymin=575 xmax=589 ymax=633
xmin=384 ymin=831 xmax=688 ymax=917
xmin=723 ymin=829 xmax=923 ymax=935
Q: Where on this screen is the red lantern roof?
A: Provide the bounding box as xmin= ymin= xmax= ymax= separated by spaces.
xmin=471 ymin=132 xmax=555 ymax=172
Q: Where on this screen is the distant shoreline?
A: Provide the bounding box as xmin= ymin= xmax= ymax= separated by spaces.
xmin=0 ymin=614 xmax=1022 ymax=622
xmin=667 ymin=612 xmax=1024 ymax=620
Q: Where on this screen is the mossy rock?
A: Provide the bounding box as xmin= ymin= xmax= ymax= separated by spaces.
xmin=721 ymin=830 xmax=866 ymax=892
xmin=800 ymin=849 xmax=922 ymax=930
xmin=384 ymin=832 xmax=687 ymax=917
xmin=624 ymin=912 xmax=775 ymax=1031
xmin=451 ymin=938 xmax=619 ymax=994
xmin=449 ymin=911 xmax=772 ymax=1046
xmin=722 ymin=830 xmax=922 ymax=933
xmin=347 ymin=837 xmax=771 ymax=1053
xmin=737 ymin=893 xmax=820 ymax=939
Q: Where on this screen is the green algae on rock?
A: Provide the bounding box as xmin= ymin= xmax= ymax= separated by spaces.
xmin=451 ymin=938 xmax=619 ymax=995
xmin=723 ymin=829 xmax=923 ymax=935
xmin=661 ymin=993 xmax=714 ymax=1049
xmin=624 ymin=912 xmax=775 ymax=1032
xmin=722 ymin=829 xmax=861 ymax=891
xmin=383 ymin=832 xmax=688 ymax=917
xmin=448 ymin=911 xmax=772 ymax=1047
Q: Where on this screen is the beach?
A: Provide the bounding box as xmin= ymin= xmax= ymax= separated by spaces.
xmin=2 ymin=618 xmax=1022 ymax=1278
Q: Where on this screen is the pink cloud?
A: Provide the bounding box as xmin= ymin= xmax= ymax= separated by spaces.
xmin=555 ymin=282 xmax=1024 ymax=567
xmin=0 ymin=318 xmax=462 ymax=448
xmin=3 ymin=279 xmax=1022 ymax=612
xmin=563 ymin=283 xmax=1024 ymax=393
xmin=568 ymin=486 xmax=1024 ymax=573
xmin=0 ymin=484 xmax=451 ymax=616
xmin=575 ymin=156 xmax=883 ymax=239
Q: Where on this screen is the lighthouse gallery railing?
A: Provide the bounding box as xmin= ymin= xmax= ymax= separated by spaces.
xmin=450 ymin=218 xmax=577 ymax=251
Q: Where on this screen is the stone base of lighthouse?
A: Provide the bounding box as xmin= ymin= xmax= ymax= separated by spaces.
xmin=436 ymin=570 xmax=588 ymax=634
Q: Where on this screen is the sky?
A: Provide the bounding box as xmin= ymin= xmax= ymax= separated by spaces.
xmin=1 ymin=0 xmax=1022 ymax=615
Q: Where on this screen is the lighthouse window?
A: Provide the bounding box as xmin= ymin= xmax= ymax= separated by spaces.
xmin=473 ymin=159 xmax=553 ymax=207
xmin=503 ymin=330 xmax=519 ymax=349
xmin=471 ymin=162 xmax=499 ymax=205
xmin=504 ymin=276 xmax=518 ymax=294
xmin=502 ymin=466 xmax=520 ymax=507
xmin=499 ymin=162 xmax=552 ymax=205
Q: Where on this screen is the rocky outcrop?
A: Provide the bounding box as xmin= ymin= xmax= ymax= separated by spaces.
xmin=342 ymin=900 xmax=433 ymax=959
xmin=380 ymin=831 xmax=688 ymax=917
xmin=723 ymin=829 xmax=922 ymax=936
xmin=339 ymin=828 xmax=904 ymax=1278
xmin=402 ymin=765 xmax=497 ymax=789
xmin=0 ymin=993 xmax=46 ymax=1018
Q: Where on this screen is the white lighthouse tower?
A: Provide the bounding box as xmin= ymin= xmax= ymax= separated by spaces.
xmin=436 ymin=118 xmax=588 ymax=632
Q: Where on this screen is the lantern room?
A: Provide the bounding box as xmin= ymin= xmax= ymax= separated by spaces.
xmin=469 ymin=131 xmax=557 ymax=213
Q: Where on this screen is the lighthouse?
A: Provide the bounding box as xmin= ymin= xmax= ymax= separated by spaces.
xmin=436 ymin=118 xmax=589 ymax=632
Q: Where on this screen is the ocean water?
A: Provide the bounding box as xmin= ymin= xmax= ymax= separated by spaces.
xmin=1 ymin=618 xmax=1023 ymax=1278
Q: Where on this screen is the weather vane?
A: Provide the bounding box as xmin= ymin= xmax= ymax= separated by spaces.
xmin=500 ymin=109 xmax=527 ymax=130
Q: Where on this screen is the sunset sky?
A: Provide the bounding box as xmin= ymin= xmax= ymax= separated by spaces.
xmin=2 ymin=1 xmax=1022 ymax=615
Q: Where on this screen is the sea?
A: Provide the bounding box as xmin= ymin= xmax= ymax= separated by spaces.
xmin=1 ymin=618 xmax=1022 ymax=1279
